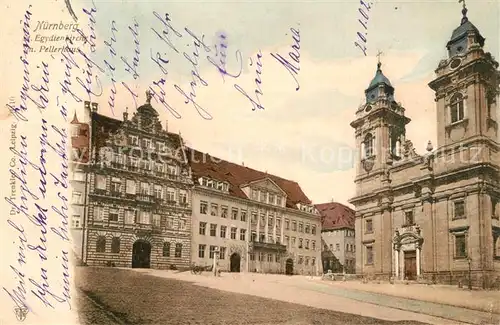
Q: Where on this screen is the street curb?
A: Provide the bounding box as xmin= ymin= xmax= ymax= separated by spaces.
xmin=320 ymin=281 xmax=500 ymax=316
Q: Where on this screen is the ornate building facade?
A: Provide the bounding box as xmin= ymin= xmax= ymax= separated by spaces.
xmin=349 ymin=6 xmax=500 ymax=287
xmin=189 ymin=149 xmax=323 ymax=275
xmin=74 ymin=92 xmax=194 ymax=269
xmin=316 ymin=202 xmax=356 ymax=274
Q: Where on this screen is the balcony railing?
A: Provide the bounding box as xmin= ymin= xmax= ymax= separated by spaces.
xmin=249 ymin=240 xmax=287 ymax=252
xmin=94 ymin=188 xmax=106 ymax=195
xmin=136 ymin=194 xmax=157 ymax=203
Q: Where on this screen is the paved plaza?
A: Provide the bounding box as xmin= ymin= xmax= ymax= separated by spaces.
xmin=136 ymin=269 xmax=500 ymax=325
xmin=75 ymin=267 xmax=428 ymax=325
xmin=76 ymin=266 xmax=500 ymax=325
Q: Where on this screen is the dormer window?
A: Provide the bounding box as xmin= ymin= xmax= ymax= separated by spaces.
xmin=260 ymin=191 xmax=267 ymax=203
xmin=207 ymin=179 xmax=213 ymax=188
xmin=252 ymin=189 xmax=258 ymax=200
xmin=223 ymin=183 xmax=229 ymax=192
xmin=276 ymin=196 xmax=282 ymax=206
xmin=217 ymin=182 xmax=223 ymax=190
xmin=269 ymin=193 xmax=275 ymax=204
xmin=450 ymin=93 xmax=465 ymax=123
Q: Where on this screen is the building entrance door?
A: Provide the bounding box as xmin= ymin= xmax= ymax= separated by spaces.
xmin=132 ymin=240 xmax=151 ymax=268
xmin=230 ymin=253 xmax=241 ymax=272
xmin=404 ymin=250 xmax=417 ymax=280
xmin=285 ymin=258 xmax=294 ymax=275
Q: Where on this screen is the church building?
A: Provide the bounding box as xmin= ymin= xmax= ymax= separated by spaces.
xmin=349 ymin=4 xmax=500 ymax=288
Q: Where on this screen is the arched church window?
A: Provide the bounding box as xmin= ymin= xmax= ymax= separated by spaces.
xmin=450 ymin=93 xmax=465 ymax=123
xmin=363 ymin=133 xmax=374 ymax=158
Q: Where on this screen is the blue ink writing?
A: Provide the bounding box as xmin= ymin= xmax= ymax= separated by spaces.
xmin=103 ymin=21 xmax=118 ymax=115
xmin=234 ymin=50 xmax=265 ymax=111
xmin=270 ymin=26 xmax=300 ymax=91
xmin=149 ymin=78 xmax=181 ymax=119
xmin=121 ymin=19 xmax=140 ymax=79
xmin=173 ymin=28 xmax=212 ymax=120
xmin=209 ymin=31 xmax=228 ymax=80
xmin=354 ymin=0 xmax=373 ymax=56
xmin=150 ymin=49 xmax=169 ymax=75
xmin=59 ymin=38 xmax=82 ymax=103
xmin=31 ymin=61 xmax=50 ymax=110
xmin=76 ymin=0 xmax=97 ymax=52
xmin=76 ymin=48 xmax=104 ymax=99
xmin=151 ymin=12 xmax=183 ymax=53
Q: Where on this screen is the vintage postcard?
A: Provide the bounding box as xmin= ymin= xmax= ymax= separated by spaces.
xmin=1 ymin=0 xmax=499 ymax=324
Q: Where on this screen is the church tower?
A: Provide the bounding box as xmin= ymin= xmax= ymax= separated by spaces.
xmin=429 ymin=4 xmax=499 ymax=147
xmin=349 ymin=58 xmax=411 ymax=277
xmin=351 ymin=58 xmax=411 ymax=190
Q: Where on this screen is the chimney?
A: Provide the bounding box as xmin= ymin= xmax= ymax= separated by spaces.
xmin=242 ymin=161 xmax=245 ymax=166
xmin=84 ymin=101 xmax=90 ymax=110
xmin=123 ymin=107 xmax=129 ymax=121
xmin=165 ymin=120 xmax=168 ymax=132
xmin=91 ymin=102 xmax=98 ymax=112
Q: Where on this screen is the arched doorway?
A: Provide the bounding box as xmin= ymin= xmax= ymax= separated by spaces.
xmin=285 ymin=258 xmax=294 ymax=275
xmin=132 ymin=240 xmax=151 ymax=268
xmin=230 ymin=253 xmax=241 ymax=272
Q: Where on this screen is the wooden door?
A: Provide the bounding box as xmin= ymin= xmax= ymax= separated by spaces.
xmin=404 ymin=251 xmax=417 ymax=280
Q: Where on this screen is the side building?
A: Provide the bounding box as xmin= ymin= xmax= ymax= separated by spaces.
xmin=70 ymin=110 xmax=91 ymax=261
xmin=74 ymin=92 xmax=194 ymax=269
xmin=189 ymin=149 xmax=323 ymax=275
xmin=316 ymin=202 xmax=356 ymax=274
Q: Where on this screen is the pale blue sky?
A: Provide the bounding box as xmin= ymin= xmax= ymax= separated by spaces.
xmin=71 ymin=0 xmax=500 ymax=204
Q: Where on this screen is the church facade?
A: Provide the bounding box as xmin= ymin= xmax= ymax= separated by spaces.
xmin=349 ymin=6 xmax=500 ymax=288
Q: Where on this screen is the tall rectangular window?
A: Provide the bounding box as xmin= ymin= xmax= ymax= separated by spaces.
xmin=198 ymin=244 xmax=206 ymax=258
xmin=455 ymin=234 xmax=467 ymax=258
xmin=108 ymin=208 xmax=119 ymax=222
xmin=200 ymin=201 xmax=208 ymax=214
xmin=199 ymin=222 xmax=206 ymax=235
xmin=365 ymin=219 xmax=373 ymax=233
xmin=72 ymin=192 xmax=83 ymax=204
xmin=404 ymin=211 xmax=414 ymax=226
xmin=126 ymin=179 xmax=136 ymax=194
xmin=366 ymin=246 xmax=374 ymax=264
xmin=210 ymin=224 xmax=217 ymax=236
xmin=454 ymin=201 xmax=465 ymax=219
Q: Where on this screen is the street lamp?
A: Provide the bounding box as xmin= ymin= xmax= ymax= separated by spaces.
xmin=465 ymin=230 xmax=472 ymax=290
xmin=467 ymin=255 xmax=472 ymax=290
xmin=213 ymin=247 xmax=220 ymax=276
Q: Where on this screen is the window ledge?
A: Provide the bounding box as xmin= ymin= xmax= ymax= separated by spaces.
xmin=445 ymin=118 xmax=469 ymax=135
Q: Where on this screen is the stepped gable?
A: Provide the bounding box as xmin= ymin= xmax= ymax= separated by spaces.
xmin=187 ymin=148 xmax=312 ymax=210
xmin=315 ymin=202 xmax=355 ymax=230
